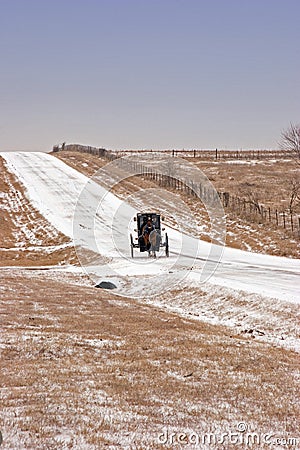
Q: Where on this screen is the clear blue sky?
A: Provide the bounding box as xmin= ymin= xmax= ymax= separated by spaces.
xmin=0 ymin=0 xmax=299 ymax=151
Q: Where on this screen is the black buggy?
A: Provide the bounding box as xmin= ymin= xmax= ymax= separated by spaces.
xmin=130 ymin=212 xmax=169 ymax=258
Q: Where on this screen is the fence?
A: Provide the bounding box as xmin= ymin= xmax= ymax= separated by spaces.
xmin=54 ymin=144 xmax=300 ymax=238
xmin=218 ymin=193 xmax=299 ymax=235
xmin=53 ymin=143 xmax=114 ymax=159
xmin=115 ymin=148 xmax=294 ymax=161
xmin=136 ymin=168 xmax=300 ymax=238
xmin=54 ymin=144 xmax=295 ymax=161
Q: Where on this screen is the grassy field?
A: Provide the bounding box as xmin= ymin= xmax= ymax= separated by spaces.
xmin=0 ymin=152 xmax=299 ymax=449
xmin=1 ymin=269 xmax=299 ymax=449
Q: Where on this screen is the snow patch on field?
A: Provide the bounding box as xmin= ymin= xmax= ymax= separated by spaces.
xmin=141 ymin=280 xmax=300 ymax=353
xmin=1 ymin=156 xmax=69 ymax=253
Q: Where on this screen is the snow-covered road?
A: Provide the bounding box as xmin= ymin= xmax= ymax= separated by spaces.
xmin=2 ymin=151 xmax=299 ymax=303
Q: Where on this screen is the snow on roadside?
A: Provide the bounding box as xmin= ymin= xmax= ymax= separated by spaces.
xmin=2 ymin=264 xmax=299 ymax=354
xmin=0 ymin=156 xmax=69 ymax=249
xmin=142 ymin=280 xmax=300 ymax=353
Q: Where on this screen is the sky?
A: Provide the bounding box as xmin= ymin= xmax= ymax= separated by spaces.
xmin=0 ymin=0 xmax=299 ymax=151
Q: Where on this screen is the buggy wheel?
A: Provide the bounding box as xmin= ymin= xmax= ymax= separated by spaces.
xmin=130 ymin=233 xmax=134 ymax=258
xmin=165 ymin=233 xmax=169 ymax=257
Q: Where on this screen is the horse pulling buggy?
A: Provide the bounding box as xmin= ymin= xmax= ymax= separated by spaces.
xmin=130 ymin=212 xmax=169 ymax=258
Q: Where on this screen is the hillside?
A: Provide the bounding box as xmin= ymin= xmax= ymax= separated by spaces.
xmin=0 ymin=151 xmax=299 ymax=449
xmin=54 ymin=150 xmax=300 ymax=258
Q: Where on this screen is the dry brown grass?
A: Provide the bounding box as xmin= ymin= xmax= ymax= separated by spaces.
xmin=0 ymin=269 xmax=299 ymax=449
xmin=192 ymin=159 xmax=300 ymax=257
xmin=0 ymin=156 xmax=78 ymax=267
xmin=191 ymin=159 xmax=300 ymax=211
xmin=53 ymin=151 xmax=107 ymax=177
